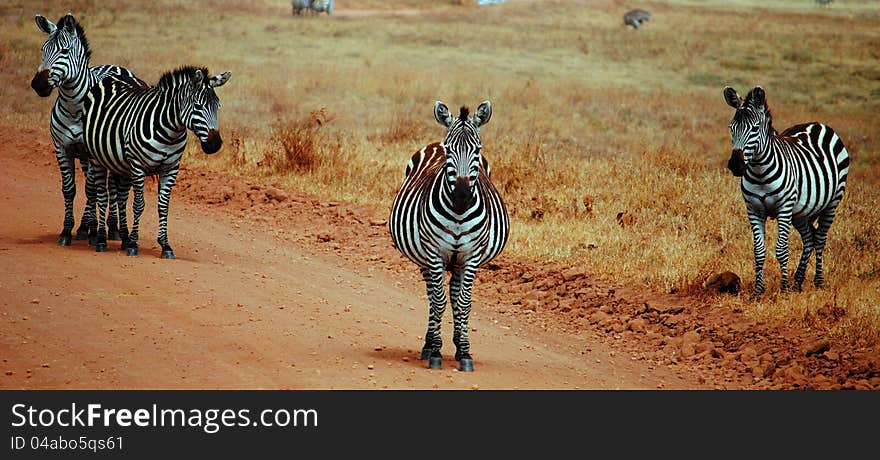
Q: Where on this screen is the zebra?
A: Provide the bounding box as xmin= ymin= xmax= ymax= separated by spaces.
xmin=389 ymin=101 xmax=509 ymax=372
xmin=32 ymin=13 xmax=144 ymax=246
xmin=291 ymin=0 xmax=311 ymax=15
xmin=311 ymin=0 xmax=334 ymax=16
xmin=624 ymin=9 xmax=652 ymax=29
xmin=83 ymin=66 xmax=232 ymax=258
xmin=723 ymin=86 xmax=849 ymax=297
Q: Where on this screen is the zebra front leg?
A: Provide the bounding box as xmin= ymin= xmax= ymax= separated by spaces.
xmin=88 ymin=163 xmax=109 ymax=253
xmin=107 ymin=174 xmax=120 ymax=241
xmin=775 ymin=209 xmax=794 ymax=292
xmin=449 ymin=269 xmax=463 ymax=357
xmin=419 ymin=264 xmax=447 ymax=369
xmin=114 ymin=174 xmax=132 ymax=250
xmin=156 ymin=168 xmax=179 ymax=259
xmin=792 ymin=218 xmax=815 ymax=292
xmin=747 ymin=212 xmax=767 ymax=299
xmin=76 ymin=157 xmax=97 ymax=245
xmin=812 ymin=205 xmax=839 ymax=288
xmin=127 ymin=175 xmax=146 ymax=257
xmin=452 ymin=262 xmax=479 ymax=372
xmin=55 ymin=150 xmax=77 ymax=246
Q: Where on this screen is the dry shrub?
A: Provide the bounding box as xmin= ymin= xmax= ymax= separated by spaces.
xmin=263 ymin=108 xmax=341 ymax=174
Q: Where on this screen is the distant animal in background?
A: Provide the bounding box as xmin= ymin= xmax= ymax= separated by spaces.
xmin=292 ymin=0 xmax=333 ymax=16
xmin=624 ymin=9 xmax=652 ymax=29
xmin=722 ymin=86 xmax=849 ymax=297
xmin=816 ymin=0 xmax=833 ymax=6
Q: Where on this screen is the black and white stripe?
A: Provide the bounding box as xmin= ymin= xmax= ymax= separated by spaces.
xmin=723 ymin=86 xmax=849 ymax=296
xmin=389 ymin=101 xmax=509 ymax=371
xmin=32 ymin=13 xmax=144 ymax=246
xmin=83 ymin=66 xmax=232 ymax=258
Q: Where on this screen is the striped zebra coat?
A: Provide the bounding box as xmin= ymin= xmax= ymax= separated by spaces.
xmin=389 ymin=101 xmax=509 ymax=372
xmin=32 ymin=13 xmax=144 ymax=246
xmin=723 ymin=86 xmax=849 ymax=296
xmin=83 ymin=66 xmax=232 ymax=258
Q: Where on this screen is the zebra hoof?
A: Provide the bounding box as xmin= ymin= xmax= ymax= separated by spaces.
xmin=95 ymin=242 xmax=108 ymax=253
xmin=88 ymin=235 xmax=98 ymax=246
xmin=419 ymin=347 xmax=432 ymax=361
xmin=428 ymin=356 xmax=442 ymax=370
xmin=108 ymin=229 xmax=121 ymax=241
xmin=458 ymin=358 xmax=474 ymax=372
xmin=126 ymin=247 xmax=139 ymax=257
xmin=161 ymin=250 xmax=176 ymax=259
xmin=74 ymin=229 xmax=89 ymax=240
xmin=57 ymin=234 xmax=72 ymax=246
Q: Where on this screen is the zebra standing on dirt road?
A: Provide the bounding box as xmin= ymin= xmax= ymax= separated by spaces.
xmin=389 ymin=101 xmax=509 ymax=372
xmin=31 ymin=13 xmax=144 ymax=246
xmin=83 ymin=66 xmax=232 ymax=258
xmin=723 ymin=86 xmax=849 ymax=297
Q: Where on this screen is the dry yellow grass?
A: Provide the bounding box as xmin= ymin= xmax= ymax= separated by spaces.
xmin=2 ymin=0 xmax=878 ymax=344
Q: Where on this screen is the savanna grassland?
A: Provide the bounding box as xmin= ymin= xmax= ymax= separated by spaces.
xmin=1 ymin=0 xmax=878 ymax=345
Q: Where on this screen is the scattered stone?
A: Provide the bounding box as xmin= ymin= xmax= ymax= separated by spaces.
xmin=823 ymin=350 xmax=839 ymax=361
xmin=704 ymin=271 xmax=741 ymax=295
xmin=561 ymin=268 xmax=587 ymax=283
xmin=645 ymin=302 xmax=684 ymax=315
xmin=589 ymin=311 xmax=610 ymax=325
xmin=30 ymin=299 xmax=40 ymax=304
xmin=4 ymin=371 xmax=12 ymax=376
xmin=41 ymin=363 xmax=50 ymax=368
xmin=680 ymin=342 xmax=696 ymax=358
xmin=316 ymin=233 xmax=333 ymax=243
xmin=369 ymin=219 xmax=387 ymax=227
xmin=367 ymin=364 xmax=374 ymax=370
xmin=264 ymin=186 xmax=289 ymax=202
xmin=682 ymin=330 xmax=701 ymax=344
xmin=804 ymin=339 xmax=830 ymax=357
xmin=627 ymin=318 xmax=647 ymax=332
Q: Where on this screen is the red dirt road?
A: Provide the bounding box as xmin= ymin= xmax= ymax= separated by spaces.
xmin=0 ymin=125 xmax=700 ymax=389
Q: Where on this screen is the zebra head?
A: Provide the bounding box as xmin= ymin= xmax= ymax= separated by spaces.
xmin=32 ymin=13 xmax=90 ymax=97
xmin=434 ymin=100 xmax=492 ymax=212
xmin=723 ymin=86 xmax=771 ymax=177
xmin=176 ymin=68 xmax=232 ymax=155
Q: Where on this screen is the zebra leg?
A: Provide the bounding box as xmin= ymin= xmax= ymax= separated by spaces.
xmin=419 ymin=264 xmax=447 ymax=369
xmin=55 ymin=149 xmax=77 ymax=246
xmin=747 ymin=212 xmax=767 ymax=298
xmin=127 ymin=175 xmax=146 ymax=257
xmin=107 ymin=174 xmax=120 ymax=241
xmin=792 ymin=218 xmax=815 ymax=292
xmin=449 ymin=269 xmax=463 ymax=356
xmin=812 ymin=205 xmax=839 ymax=288
xmin=114 ymin=175 xmax=132 ymax=250
xmin=452 ymin=262 xmax=479 ymax=372
xmin=88 ymin=163 xmax=109 ymax=253
xmin=775 ymin=210 xmax=794 ymax=292
xmin=156 ymin=168 xmax=179 ymax=259
xmin=76 ymin=157 xmax=96 ymax=244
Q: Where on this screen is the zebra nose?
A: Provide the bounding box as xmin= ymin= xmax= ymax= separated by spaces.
xmin=31 ymin=69 xmax=53 ymax=97
xmin=200 ymin=129 xmax=222 ymax=154
xmin=732 ymin=148 xmax=744 ymax=160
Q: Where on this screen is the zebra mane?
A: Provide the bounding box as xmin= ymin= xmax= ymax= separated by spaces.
xmin=158 ymin=66 xmax=210 ymax=89
xmin=56 ymin=14 xmax=91 ymax=61
xmin=459 ymin=106 xmax=469 ymax=121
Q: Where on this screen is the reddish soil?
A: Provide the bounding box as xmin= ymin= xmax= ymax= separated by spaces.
xmin=1 ymin=124 xmax=877 ymax=390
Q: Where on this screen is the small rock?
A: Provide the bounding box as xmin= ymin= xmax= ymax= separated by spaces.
xmin=628 ymin=318 xmax=647 ymax=332
xmin=682 ymin=330 xmax=701 ymax=344
xmin=589 ymin=311 xmax=610 ymax=325
xmin=561 ymin=268 xmax=587 ymax=282
xmin=316 ymin=233 xmax=333 ymax=243
xmin=705 ymin=271 xmax=741 ymax=295
xmin=374 ymin=346 xmax=384 ymax=352
xmin=369 ymin=219 xmax=387 ymax=227
xmin=822 ymin=350 xmax=839 ymax=361
xmin=804 ymin=339 xmax=830 ymax=357
xmin=367 ymin=364 xmax=374 ymax=370
xmin=41 ymin=363 xmax=50 ymax=368
xmin=680 ymin=342 xmax=696 ymax=358
xmin=402 ymin=357 xmax=410 ymax=363
xmin=4 ymin=371 xmax=12 ymax=376
xmin=31 ymin=299 xmax=40 ymax=304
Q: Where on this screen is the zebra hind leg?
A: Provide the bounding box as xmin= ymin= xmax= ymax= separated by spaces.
xmin=79 ymin=157 xmax=100 ymax=246
xmin=107 ymin=174 xmax=121 ymax=241
xmin=114 ymin=175 xmax=132 ymax=251
xmin=812 ymin=205 xmax=839 ymax=288
xmin=419 ymin=265 xmax=447 ymax=369
xmin=127 ymin=175 xmax=146 ymax=257
xmin=88 ymin=163 xmax=109 ymax=253
xmin=792 ymin=218 xmax=815 ymax=292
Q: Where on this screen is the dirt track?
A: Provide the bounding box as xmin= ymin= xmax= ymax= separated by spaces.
xmin=2 ymin=124 xmax=878 ymax=390
xmin=0 ymin=125 xmax=701 ymax=389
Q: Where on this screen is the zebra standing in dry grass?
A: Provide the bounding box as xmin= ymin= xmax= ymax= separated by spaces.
xmin=723 ymin=86 xmax=849 ymax=297
xmin=389 ymin=101 xmax=509 ymax=372
xmin=31 ymin=13 xmax=144 ymax=246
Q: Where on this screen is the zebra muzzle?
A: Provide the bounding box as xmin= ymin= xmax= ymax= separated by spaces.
xmin=31 ymin=70 xmax=54 ymax=97
xmin=200 ymin=129 xmax=222 ymax=154
xmin=727 ymin=149 xmax=746 ymax=177
xmin=452 ymin=177 xmax=474 ymax=212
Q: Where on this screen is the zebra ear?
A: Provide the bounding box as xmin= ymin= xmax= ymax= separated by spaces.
xmin=209 ymin=71 xmax=232 ymax=88
xmin=723 ymin=86 xmax=742 ymax=109
xmin=472 ymin=100 xmax=492 ymax=127
xmin=434 ymin=101 xmax=453 ymax=128
xmin=35 ymin=14 xmax=57 ymax=35
xmin=60 ymin=12 xmax=77 ymax=34
xmin=193 ymin=69 xmax=205 ymax=86
xmin=748 ymin=86 xmax=766 ymax=110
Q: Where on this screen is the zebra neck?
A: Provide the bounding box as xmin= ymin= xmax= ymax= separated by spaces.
xmin=746 ymin=138 xmax=777 ymax=176
xmin=56 ymin=64 xmax=91 ymax=113
xmin=156 ymin=90 xmax=188 ymax=140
